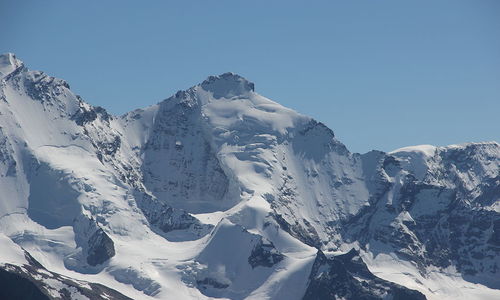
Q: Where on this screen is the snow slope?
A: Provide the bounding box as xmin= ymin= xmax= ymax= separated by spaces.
xmin=0 ymin=53 xmax=498 ymax=299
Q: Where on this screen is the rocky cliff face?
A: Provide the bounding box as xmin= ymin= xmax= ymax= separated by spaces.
xmin=339 ymin=143 xmax=500 ymax=290
xmin=0 ymin=54 xmax=498 ymax=300
xmin=304 ymin=249 xmax=426 ymax=300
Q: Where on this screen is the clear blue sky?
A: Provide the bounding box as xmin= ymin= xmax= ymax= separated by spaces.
xmin=1 ymin=0 xmax=499 ymax=153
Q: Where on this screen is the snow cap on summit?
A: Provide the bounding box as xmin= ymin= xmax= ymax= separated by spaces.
xmin=200 ymin=72 xmax=255 ymax=99
xmin=0 ymin=53 xmax=24 ymax=78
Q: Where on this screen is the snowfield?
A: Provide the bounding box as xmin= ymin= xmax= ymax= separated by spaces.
xmin=0 ymin=53 xmax=498 ymax=300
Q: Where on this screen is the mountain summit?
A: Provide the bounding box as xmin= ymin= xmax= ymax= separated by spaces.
xmin=0 ymin=53 xmax=23 ymax=78
xmin=201 ymin=72 xmax=255 ymax=98
xmin=0 ymin=54 xmax=498 ymax=300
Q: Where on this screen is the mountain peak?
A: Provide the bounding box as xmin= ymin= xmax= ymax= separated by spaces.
xmin=200 ymin=72 xmax=255 ymax=98
xmin=1 ymin=55 xmax=499 ymax=300
xmin=0 ymin=53 xmax=24 ymax=78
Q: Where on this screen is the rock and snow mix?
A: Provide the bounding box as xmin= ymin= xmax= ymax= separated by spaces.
xmin=0 ymin=53 xmax=498 ymax=299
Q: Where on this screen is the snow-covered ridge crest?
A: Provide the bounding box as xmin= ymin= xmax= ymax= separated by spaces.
xmin=0 ymin=53 xmax=24 ymax=78
xmin=390 ymin=141 xmax=499 ymax=156
xmin=390 ymin=144 xmax=437 ymax=157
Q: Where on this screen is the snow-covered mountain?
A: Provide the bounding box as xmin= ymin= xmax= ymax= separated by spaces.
xmin=0 ymin=53 xmax=498 ymax=300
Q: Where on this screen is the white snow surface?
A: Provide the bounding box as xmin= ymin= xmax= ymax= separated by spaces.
xmin=0 ymin=55 xmax=498 ymax=300
xmin=0 ymin=233 xmax=28 ymax=266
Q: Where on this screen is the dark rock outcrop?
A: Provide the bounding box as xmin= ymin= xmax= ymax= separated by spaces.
xmin=136 ymin=193 xmax=212 ymax=235
xmin=72 ymin=100 xmax=110 ymax=126
xmin=87 ymin=228 xmax=116 ymax=266
xmin=303 ymin=249 xmax=426 ymax=300
xmin=248 ymin=239 xmax=284 ymax=268
xmin=196 ymin=277 xmax=229 ymax=290
xmin=0 ymin=268 xmax=49 ymax=300
xmin=0 ymin=250 xmax=131 ymax=300
xmin=73 ymin=216 xmax=116 ymax=267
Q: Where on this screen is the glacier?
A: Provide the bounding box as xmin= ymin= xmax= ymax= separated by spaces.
xmin=0 ymin=53 xmax=498 ymax=300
